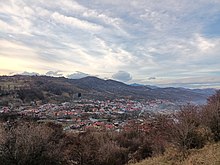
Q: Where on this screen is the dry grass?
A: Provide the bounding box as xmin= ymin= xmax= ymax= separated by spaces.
xmin=182 ymin=143 xmax=220 ymax=165
xmin=131 ymin=142 xmax=220 ymax=165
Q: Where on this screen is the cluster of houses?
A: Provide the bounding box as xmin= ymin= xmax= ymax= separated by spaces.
xmin=0 ymin=99 xmax=177 ymax=132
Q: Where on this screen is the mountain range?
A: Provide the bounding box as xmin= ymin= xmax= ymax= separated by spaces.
xmin=0 ymin=75 xmax=216 ymax=106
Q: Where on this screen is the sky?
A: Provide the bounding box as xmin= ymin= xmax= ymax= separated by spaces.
xmin=0 ymin=0 xmax=220 ymax=88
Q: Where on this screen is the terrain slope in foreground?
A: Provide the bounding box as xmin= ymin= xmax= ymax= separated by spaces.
xmin=132 ymin=142 xmax=220 ymax=165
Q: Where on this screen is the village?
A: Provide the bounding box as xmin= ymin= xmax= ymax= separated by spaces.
xmin=0 ymin=98 xmax=178 ymax=132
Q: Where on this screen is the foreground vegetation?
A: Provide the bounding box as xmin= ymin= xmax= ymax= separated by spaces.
xmin=0 ymin=90 xmax=219 ymax=165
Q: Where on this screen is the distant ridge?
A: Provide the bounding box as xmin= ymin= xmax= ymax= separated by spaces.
xmin=130 ymin=83 xmax=144 ymax=87
xmin=0 ymin=75 xmax=216 ymax=105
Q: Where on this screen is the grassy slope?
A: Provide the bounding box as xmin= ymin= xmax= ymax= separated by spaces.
xmin=131 ymin=142 xmax=220 ymax=165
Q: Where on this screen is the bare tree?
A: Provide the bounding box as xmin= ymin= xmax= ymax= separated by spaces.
xmin=0 ymin=122 xmax=65 ymax=165
xmin=202 ymin=90 xmax=220 ymax=141
xmin=170 ymin=104 xmax=205 ymax=157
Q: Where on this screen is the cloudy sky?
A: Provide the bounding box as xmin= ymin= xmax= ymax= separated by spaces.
xmin=0 ymin=0 xmax=220 ymax=88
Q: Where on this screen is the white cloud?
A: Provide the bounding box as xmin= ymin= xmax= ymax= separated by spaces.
xmin=51 ymin=12 xmax=102 ymax=31
xmin=20 ymin=71 xmax=39 ymax=76
xmin=196 ymin=35 xmax=215 ymax=52
xmin=67 ymin=71 xmax=90 ymax=79
xmin=112 ymin=71 xmax=132 ymax=82
xmin=46 ymin=71 xmax=63 ymax=77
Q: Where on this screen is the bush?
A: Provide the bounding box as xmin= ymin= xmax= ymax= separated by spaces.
xmin=98 ymin=141 xmax=128 ymax=165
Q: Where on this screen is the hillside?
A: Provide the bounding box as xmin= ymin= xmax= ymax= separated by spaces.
xmin=132 ymin=142 xmax=220 ymax=165
xmin=0 ymin=75 xmax=215 ymax=106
